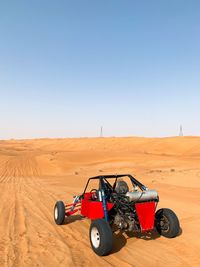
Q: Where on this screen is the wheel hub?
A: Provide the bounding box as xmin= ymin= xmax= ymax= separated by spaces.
xmin=54 ymin=206 xmax=58 ymax=220
xmin=160 ymin=215 xmax=170 ymax=232
xmin=91 ymin=227 xmax=100 ymax=248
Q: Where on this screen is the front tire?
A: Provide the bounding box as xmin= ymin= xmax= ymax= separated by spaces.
xmin=54 ymin=201 xmax=65 ymax=225
xmin=89 ymin=219 xmax=113 ymax=256
xmin=155 ymin=208 xmax=180 ymax=238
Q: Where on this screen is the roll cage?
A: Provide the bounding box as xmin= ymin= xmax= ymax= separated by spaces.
xmin=82 ymin=174 xmax=147 ymax=196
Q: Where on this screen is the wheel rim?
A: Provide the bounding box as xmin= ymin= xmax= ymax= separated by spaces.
xmin=54 ymin=206 xmax=58 ymax=220
xmin=91 ymin=227 xmax=100 ymax=248
xmin=160 ymin=215 xmax=170 ymax=232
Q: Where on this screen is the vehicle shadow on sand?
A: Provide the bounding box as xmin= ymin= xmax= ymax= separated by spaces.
xmin=126 ymin=229 xmax=161 ymax=240
xmin=63 ymin=215 xmax=85 ymax=225
xmin=177 ymin=227 xmax=183 ymax=237
xmin=112 ymin=227 xmax=183 ymax=254
xmin=112 ymin=230 xmax=160 ymax=254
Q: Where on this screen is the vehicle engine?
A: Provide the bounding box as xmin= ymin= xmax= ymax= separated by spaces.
xmin=110 ymin=182 xmax=158 ymax=232
xmin=110 ymin=193 xmax=140 ymax=232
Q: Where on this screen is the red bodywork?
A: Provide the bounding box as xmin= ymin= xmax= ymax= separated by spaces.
xmin=65 ymin=192 xmax=156 ymax=232
xmin=135 ymin=202 xmax=156 ymax=231
xmin=80 ymin=192 xmax=114 ymax=220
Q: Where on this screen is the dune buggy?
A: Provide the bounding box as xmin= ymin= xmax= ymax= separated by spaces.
xmin=54 ymin=174 xmax=180 ymax=256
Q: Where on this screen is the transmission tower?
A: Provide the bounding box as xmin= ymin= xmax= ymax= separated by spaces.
xmin=100 ymin=126 xmax=103 ymax=137
xmin=179 ymin=125 xmax=183 ymax=136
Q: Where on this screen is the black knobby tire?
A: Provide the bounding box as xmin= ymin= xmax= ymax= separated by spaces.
xmin=155 ymin=208 xmax=180 ymax=238
xmin=54 ymin=201 xmax=66 ymax=225
xmin=89 ymin=219 xmax=113 ymax=256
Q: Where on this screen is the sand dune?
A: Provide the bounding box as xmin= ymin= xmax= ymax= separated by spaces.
xmin=0 ymin=136 xmax=200 ymax=266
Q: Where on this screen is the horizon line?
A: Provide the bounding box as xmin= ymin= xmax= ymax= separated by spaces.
xmin=0 ymin=135 xmax=199 ymax=142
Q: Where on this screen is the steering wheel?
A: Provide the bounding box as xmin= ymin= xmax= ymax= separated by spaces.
xmin=90 ymin=189 xmax=98 ymax=200
xmin=90 ymin=189 xmax=98 ymax=193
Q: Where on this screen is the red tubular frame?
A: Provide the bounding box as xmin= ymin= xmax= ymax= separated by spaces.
xmin=65 ymin=201 xmax=81 ymax=216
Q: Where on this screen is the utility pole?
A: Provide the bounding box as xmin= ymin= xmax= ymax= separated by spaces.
xmin=100 ymin=126 xmax=103 ymax=137
xmin=179 ymin=125 xmax=183 ymax=136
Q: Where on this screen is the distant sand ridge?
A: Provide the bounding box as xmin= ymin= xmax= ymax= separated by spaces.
xmin=0 ymin=137 xmax=200 ymax=266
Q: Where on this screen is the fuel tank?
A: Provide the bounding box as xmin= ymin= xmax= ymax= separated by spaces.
xmin=126 ymin=189 xmax=158 ymax=202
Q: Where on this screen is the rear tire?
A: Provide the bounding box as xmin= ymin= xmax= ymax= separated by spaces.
xmin=155 ymin=208 xmax=180 ymax=238
xmin=89 ymin=219 xmax=113 ymax=256
xmin=54 ymin=201 xmax=65 ymax=225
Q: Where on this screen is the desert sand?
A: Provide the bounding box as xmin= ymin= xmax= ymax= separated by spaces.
xmin=0 ymin=136 xmax=200 ymax=267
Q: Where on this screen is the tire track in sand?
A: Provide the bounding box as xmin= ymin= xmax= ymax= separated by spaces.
xmin=0 ymin=158 xmax=31 ymax=267
xmin=0 ymin=155 xmax=104 ymax=266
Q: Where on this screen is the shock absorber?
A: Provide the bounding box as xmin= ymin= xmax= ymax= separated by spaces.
xmin=99 ymin=178 xmax=109 ymax=222
xmin=101 ymin=189 xmax=109 ymax=221
xmin=70 ymin=195 xmax=80 ymax=211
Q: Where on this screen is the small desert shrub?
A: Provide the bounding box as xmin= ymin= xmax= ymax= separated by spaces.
xmin=150 ymin=170 xmax=162 ymax=173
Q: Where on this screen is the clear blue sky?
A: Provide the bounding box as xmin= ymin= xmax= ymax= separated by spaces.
xmin=0 ymin=1 xmax=200 ymax=139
